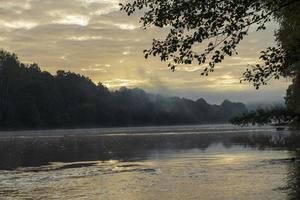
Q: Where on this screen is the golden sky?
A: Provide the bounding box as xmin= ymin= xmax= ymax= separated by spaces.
xmin=0 ymin=0 xmax=290 ymax=104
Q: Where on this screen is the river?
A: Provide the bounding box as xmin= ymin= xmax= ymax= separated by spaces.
xmin=0 ymin=125 xmax=299 ymax=200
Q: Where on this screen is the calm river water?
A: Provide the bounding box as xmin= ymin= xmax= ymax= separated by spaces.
xmin=0 ymin=125 xmax=299 ymax=200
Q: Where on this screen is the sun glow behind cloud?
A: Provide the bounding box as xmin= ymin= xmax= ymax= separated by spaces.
xmin=0 ymin=0 xmax=289 ymax=104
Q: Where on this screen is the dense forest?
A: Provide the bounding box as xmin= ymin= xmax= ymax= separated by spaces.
xmin=0 ymin=50 xmax=247 ymax=129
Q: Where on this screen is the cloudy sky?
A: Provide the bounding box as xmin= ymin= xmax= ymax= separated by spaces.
xmin=0 ymin=0 xmax=290 ymax=104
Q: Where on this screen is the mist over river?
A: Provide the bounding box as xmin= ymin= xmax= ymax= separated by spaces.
xmin=0 ymin=125 xmax=300 ymax=200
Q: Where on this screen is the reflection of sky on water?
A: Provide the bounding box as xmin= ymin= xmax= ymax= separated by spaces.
xmin=0 ymin=125 xmax=299 ymax=199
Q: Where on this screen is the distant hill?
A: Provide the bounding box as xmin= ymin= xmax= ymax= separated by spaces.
xmin=0 ymin=50 xmax=247 ymax=129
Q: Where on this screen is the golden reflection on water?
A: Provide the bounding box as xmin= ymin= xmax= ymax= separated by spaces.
xmin=0 ymin=146 xmax=291 ymax=200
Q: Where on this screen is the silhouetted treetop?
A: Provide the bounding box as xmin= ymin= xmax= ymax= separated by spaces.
xmin=0 ymin=50 xmax=247 ymax=129
xmin=120 ymin=0 xmax=300 ymax=87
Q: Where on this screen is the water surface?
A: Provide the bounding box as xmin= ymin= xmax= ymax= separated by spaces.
xmin=0 ymin=125 xmax=299 ymax=200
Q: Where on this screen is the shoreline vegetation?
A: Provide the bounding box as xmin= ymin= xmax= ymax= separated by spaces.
xmin=230 ymin=107 xmax=300 ymax=128
xmin=0 ymin=50 xmax=247 ymax=130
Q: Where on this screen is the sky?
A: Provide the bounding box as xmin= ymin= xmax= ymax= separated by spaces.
xmin=0 ymin=0 xmax=290 ymax=104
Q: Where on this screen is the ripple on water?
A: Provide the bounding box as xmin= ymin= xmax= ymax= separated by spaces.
xmin=0 ymin=126 xmax=298 ymax=200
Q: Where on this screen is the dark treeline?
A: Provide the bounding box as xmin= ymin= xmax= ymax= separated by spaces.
xmin=0 ymin=50 xmax=247 ymax=129
xmin=230 ymin=107 xmax=300 ymax=127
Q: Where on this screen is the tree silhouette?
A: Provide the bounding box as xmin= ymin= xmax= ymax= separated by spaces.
xmin=120 ymin=0 xmax=300 ymax=87
xmin=0 ymin=50 xmax=247 ymax=129
xmin=120 ymin=0 xmax=300 ymax=126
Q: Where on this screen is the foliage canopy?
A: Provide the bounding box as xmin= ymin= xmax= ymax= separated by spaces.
xmin=120 ymin=0 xmax=300 ymax=88
xmin=0 ymin=50 xmax=247 ymax=129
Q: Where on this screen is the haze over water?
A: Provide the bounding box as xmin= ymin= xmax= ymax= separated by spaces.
xmin=0 ymin=125 xmax=299 ymax=200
